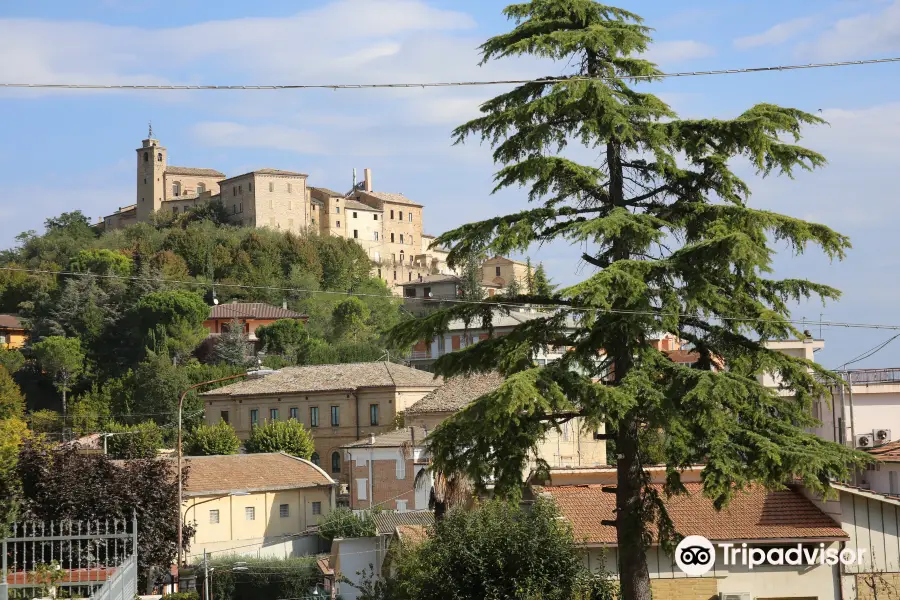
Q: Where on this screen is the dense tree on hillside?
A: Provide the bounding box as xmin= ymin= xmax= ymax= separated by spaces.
xmin=0 ymin=417 xmax=31 ymax=529
xmin=532 ymin=263 xmax=556 ymax=297
xmin=332 ymin=297 xmax=371 ymax=341
xmin=104 ymin=421 xmax=165 ymax=459
xmin=244 ymin=419 xmax=314 ymax=459
xmin=389 ymin=3 xmax=868 ymax=600
xmin=0 ymin=366 xmax=25 ymax=420
xmin=458 ymin=251 xmax=485 ymax=301
xmin=213 ymin=318 xmax=253 ymax=367
xmin=32 ymin=336 xmax=84 ymax=416
xmin=134 ymin=290 xmax=209 ymax=363
xmin=70 ymin=248 xmax=133 ymax=277
xmin=0 ymin=348 xmax=24 ymax=374
xmin=185 ymin=420 xmax=241 ymax=456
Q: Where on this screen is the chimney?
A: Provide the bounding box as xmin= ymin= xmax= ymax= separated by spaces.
xmin=364 ymin=168 xmax=373 ymax=192
xmin=410 ymin=426 xmax=415 ymax=448
xmin=282 ymin=300 xmax=288 ymax=310
xmin=368 ymin=433 xmax=375 ymax=445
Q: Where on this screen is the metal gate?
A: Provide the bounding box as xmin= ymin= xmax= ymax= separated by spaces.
xmin=1 ymin=516 xmax=138 ymax=600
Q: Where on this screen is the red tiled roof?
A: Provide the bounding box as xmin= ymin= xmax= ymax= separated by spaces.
xmin=542 ymin=482 xmax=846 ymax=545
xmin=183 ymin=453 xmax=334 ymax=496
xmin=166 ymin=166 xmax=226 ymax=177
xmin=208 ymin=302 xmax=306 ymax=321
xmin=0 ymin=314 xmax=23 ymax=329
xmin=867 ymin=440 xmax=900 ymax=462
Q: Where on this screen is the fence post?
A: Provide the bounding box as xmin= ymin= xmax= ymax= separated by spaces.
xmin=1 ymin=537 xmax=8 ymax=600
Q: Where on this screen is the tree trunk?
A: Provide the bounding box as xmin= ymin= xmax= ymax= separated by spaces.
xmin=61 ymin=386 xmax=67 ymax=418
xmin=616 ymin=415 xmax=652 ymax=600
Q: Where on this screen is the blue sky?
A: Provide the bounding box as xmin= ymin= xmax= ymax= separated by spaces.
xmin=2 ymin=0 xmax=900 ymax=367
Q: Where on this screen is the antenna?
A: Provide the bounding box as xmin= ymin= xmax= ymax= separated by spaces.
xmin=148 ymin=121 xmax=153 ymax=138
xmin=352 ymin=168 xmax=357 ymax=190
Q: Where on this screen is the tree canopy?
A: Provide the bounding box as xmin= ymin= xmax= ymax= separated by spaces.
xmin=244 ymin=419 xmax=315 ymax=459
xmin=185 ymin=420 xmax=242 ymax=456
xmin=389 ymin=3 xmax=868 ymax=600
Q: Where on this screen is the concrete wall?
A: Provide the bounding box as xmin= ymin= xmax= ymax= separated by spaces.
xmin=164 ymin=173 xmax=223 ymax=200
xmin=186 ymin=533 xmax=323 ymax=563
xmin=332 ymin=536 xmax=386 ymax=600
xmin=346 ymin=204 xmax=384 ymax=260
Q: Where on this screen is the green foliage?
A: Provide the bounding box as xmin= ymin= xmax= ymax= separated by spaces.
xmin=31 ymin=336 xmax=84 ymax=415
xmin=332 ymin=297 xmax=371 ymax=341
xmin=104 ymin=421 xmax=164 ymax=459
xmin=69 ymin=248 xmax=133 ymax=276
xmin=213 ymin=318 xmax=253 ymax=367
xmin=28 ymin=409 xmax=63 ymax=435
xmin=376 ymin=499 xmax=616 ymax=600
xmin=200 ymin=556 xmax=318 ymax=600
xmin=388 ymin=3 xmax=870 ymax=600
xmin=244 ymin=419 xmax=315 ymax=459
xmin=185 ymin=420 xmax=241 ymax=456
xmin=459 ymin=251 xmax=485 ymax=301
xmin=0 ymin=417 xmax=29 ymax=529
xmin=256 ymin=318 xmax=308 ymax=361
xmin=532 ymin=263 xmax=556 ymax=296
xmin=161 ymin=592 xmax=199 ymax=600
xmin=134 ymin=291 xmax=209 ymax=362
xmin=70 ymin=383 xmax=113 ymax=434
xmin=0 ymin=348 xmax=25 ymax=374
xmin=0 ymin=366 xmax=25 ymax=420
xmin=317 ymin=507 xmax=377 ymax=542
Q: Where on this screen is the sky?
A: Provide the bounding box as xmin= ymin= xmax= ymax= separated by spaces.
xmin=2 ymin=0 xmax=900 ymax=368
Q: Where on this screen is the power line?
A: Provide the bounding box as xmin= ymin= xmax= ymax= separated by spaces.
xmin=4 ymin=265 xmax=900 ymax=332
xmin=832 ymin=333 xmax=900 ymax=371
xmin=1 ymin=56 xmax=898 ymax=91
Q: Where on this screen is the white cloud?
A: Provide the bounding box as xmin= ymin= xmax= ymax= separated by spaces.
xmin=644 ymin=40 xmax=716 ymax=65
xmin=798 ymin=0 xmax=900 ymax=59
xmin=734 ymin=17 xmax=815 ymax=49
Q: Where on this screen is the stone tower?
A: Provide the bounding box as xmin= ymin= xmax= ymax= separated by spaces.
xmin=136 ymin=133 xmax=167 ymax=222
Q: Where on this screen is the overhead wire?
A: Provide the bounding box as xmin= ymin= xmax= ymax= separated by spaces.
xmin=4 ymin=265 xmax=900 ymax=332
xmin=1 ymin=57 xmax=899 ymax=91
xmin=832 ymin=333 xmax=900 ymax=371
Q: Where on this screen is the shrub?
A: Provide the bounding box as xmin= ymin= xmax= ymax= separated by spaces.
xmin=104 ymin=421 xmax=164 ymax=459
xmin=185 ymin=421 xmax=241 ymax=456
xmin=244 ymin=419 xmax=314 ymax=459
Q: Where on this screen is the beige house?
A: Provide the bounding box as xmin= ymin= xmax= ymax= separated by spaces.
xmin=218 ymin=169 xmax=310 ymax=232
xmin=482 ymin=256 xmax=533 ymax=288
xmin=182 ymin=453 xmax=336 ymax=562
xmin=200 ymin=362 xmax=441 ymax=482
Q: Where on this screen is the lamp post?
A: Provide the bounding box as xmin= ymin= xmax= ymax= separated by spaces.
xmin=176 ymin=370 xmax=274 ymax=590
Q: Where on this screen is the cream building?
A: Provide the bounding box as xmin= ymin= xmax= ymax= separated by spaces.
xmin=181 ymin=452 xmax=336 ymax=561
xmin=482 ymin=256 xmax=533 ymax=288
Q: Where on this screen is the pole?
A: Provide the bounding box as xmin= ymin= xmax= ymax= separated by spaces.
xmin=1 ymin=537 xmax=8 ymax=600
xmin=176 ymin=372 xmax=259 ymax=590
xmin=203 ymin=549 xmax=209 ymax=600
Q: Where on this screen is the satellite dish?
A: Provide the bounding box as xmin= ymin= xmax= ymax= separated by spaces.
xmin=213 ymin=298 xmax=219 ymax=305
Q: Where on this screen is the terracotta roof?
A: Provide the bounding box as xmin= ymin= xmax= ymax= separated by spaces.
xmin=356 ymin=190 xmax=422 ymax=207
xmin=252 ymin=168 xmax=308 ymax=177
xmin=316 ymin=557 xmax=334 ymax=576
xmin=373 ymin=510 xmax=434 ymax=535
xmin=542 ymin=482 xmax=847 ymax=545
xmin=407 ymin=372 xmax=504 ymax=414
xmin=0 ymin=314 xmax=23 ymax=329
xmin=166 ymin=166 xmax=226 ymax=177
xmin=395 ymin=524 xmax=429 ymax=546
xmin=309 ymin=187 xmax=345 ymax=198
xmin=344 ymin=198 xmax=380 ymax=211
xmin=866 ymin=440 xmax=900 ymax=462
xmin=400 ymin=274 xmax=460 ymax=286
xmin=208 ymin=302 xmax=306 ymax=321
xmin=183 ymin=453 xmax=334 ymax=496
xmin=202 ymin=362 xmax=441 ymax=397
xmin=343 ymin=426 xmax=428 ymax=449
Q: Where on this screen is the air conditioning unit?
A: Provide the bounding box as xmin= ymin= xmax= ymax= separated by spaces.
xmin=875 ymin=429 xmax=892 ymax=444
xmin=856 ymin=433 xmax=874 ymax=448
xmin=720 ymin=593 xmax=752 ymax=600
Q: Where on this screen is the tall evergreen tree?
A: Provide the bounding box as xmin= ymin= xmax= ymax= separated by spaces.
xmin=458 ymin=250 xmax=485 ymax=301
xmin=532 ymin=263 xmax=556 ymax=297
xmin=390 ymin=3 xmax=867 ymax=599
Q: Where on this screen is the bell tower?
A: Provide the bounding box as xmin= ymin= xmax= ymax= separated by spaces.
xmin=136 ymin=123 xmax=167 ymax=222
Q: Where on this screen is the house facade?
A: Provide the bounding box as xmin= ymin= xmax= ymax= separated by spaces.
xmin=203 ymin=301 xmax=308 ymax=341
xmin=0 ymin=314 xmax=26 ymax=349
xmin=481 ymin=256 xmax=533 ymax=288
xmin=200 ymin=363 xmax=441 ymax=483
xmin=181 ymin=453 xmax=336 ymax=561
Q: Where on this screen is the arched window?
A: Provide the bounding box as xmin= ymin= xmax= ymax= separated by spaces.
xmin=157 ymin=152 xmax=163 ymax=162
xmin=143 ymin=152 xmax=149 ymax=162
xmin=197 ymin=183 xmax=206 ymax=193
xmin=172 ymin=181 xmax=181 ymax=197
xmin=331 ymin=451 xmax=341 ymax=473
xmin=311 ymin=452 xmax=320 ymax=466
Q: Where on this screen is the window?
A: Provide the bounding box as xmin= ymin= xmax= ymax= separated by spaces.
xmin=390 ymin=210 xmax=395 ymax=219
xmin=288 ymin=219 xmax=294 ymax=229
xmin=311 ymin=452 xmax=320 ymax=466
xmin=399 ymin=234 xmax=405 ymax=244
xmin=370 ymin=404 xmax=379 ymax=426
xmin=270 ymin=408 xmax=279 ymax=421
xmin=374 ymin=252 xmax=380 ymax=261
xmin=353 ymin=211 xmax=358 ymax=218
xmin=310 ymin=406 xmax=319 ymax=428
xmin=408 ymin=212 xmax=413 ymax=222
xmin=157 ymin=153 xmax=162 ymax=162
xmin=404 ymin=288 xmax=416 ymax=298
xmin=374 ymin=214 xmax=378 ymax=221
xmin=288 ymin=199 xmax=293 ymax=210
xmin=248 ymin=182 xmax=252 ymax=192
xmin=496 ymin=266 xmax=501 ymax=276
xmin=377 ymin=268 xmax=382 ymax=278
xmin=391 ymin=233 xmax=395 ymax=242
xmin=336 ymin=206 xmax=341 ymax=214
xmin=245 ymin=507 xmax=255 ymax=521
xmin=269 ymin=198 xmax=274 ymax=209
xmin=332 ymin=451 xmax=341 ymax=473
xmin=312 ymin=502 xmax=322 ymax=515
xmin=269 ymin=181 xmax=275 ymax=192
xmin=374 ymin=232 xmax=379 ymax=241
xmin=393 ymin=271 xmax=397 ymax=280
xmin=172 ymin=207 xmax=179 ymax=214
xmin=172 ymin=181 xmax=181 ymax=196
xmin=209 ymin=509 xmax=220 ymax=524
xmin=400 ymin=211 xmax=406 ymax=221
xmin=144 ymin=152 xmax=149 ymax=162
xmin=287 ymin=183 xmax=292 ymax=193
xmin=331 ymin=406 xmax=340 ymax=427
xmin=233 ymin=187 xmax=237 ymax=197
xmin=239 ymin=202 xmax=243 ymax=212
xmin=336 ymin=220 xmax=340 ymax=227
xmin=279 ymin=504 xmax=290 ymax=518
xmin=198 ymin=183 xmax=206 ymax=193
xmin=220 ymin=410 xmax=229 ymax=424
xmin=396 ymin=455 xmax=406 ymax=479
xmin=423 ymin=286 xmax=431 ymax=298
xmin=289 ymin=407 xmax=298 ymax=420
xmin=353 ymin=230 xmax=359 ymax=239
xmin=357 ymin=479 xmax=367 ymax=500
xmin=396 ymin=500 xmax=408 ymax=512
xmin=238 ymin=185 xmax=242 ymax=193
xmin=892 ymin=471 xmax=899 ymax=495
xmin=250 ymin=409 xmax=259 ymax=427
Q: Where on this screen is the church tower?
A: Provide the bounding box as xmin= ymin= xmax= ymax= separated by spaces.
xmin=136 ymin=124 xmax=167 ymax=222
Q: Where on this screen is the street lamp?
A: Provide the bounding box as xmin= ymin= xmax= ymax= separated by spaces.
xmin=176 ymin=370 xmax=274 ymax=589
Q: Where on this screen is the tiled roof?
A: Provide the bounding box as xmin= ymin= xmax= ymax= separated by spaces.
xmin=208 ymin=302 xmax=306 ymax=321
xmin=202 ymin=362 xmax=441 ymax=397
xmin=316 ymin=557 xmax=334 ymax=576
xmin=183 ymin=453 xmax=334 ymax=496
xmin=399 ymin=274 xmax=460 ymax=286
xmin=867 ymin=440 xmax=900 ymax=462
xmin=309 ymin=187 xmax=345 ymax=198
xmin=166 ymin=166 xmax=226 ymax=177
xmin=252 ymin=168 xmax=308 ymax=177
xmin=0 ymin=314 xmax=23 ymax=329
xmin=395 ymin=524 xmax=429 ymax=546
xmin=407 ymin=372 xmax=504 ymax=414
xmin=542 ymin=482 xmax=847 ymax=545
xmin=344 ymin=198 xmax=380 ymax=211
xmin=356 ymin=190 xmax=422 ymax=207
xmin=373 ymin=510 xmax=434 ymax=535
xmin=342 ymin=426 xmax=428 ymax=449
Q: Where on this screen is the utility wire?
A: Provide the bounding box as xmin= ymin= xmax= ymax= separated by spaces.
xmin=1 ymin=57 xmax=899 ymax=91
xmin=832 ymin=333 xmax=900 ymax=371
xmin=4 ymin=265 xmax=900 ymax=332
